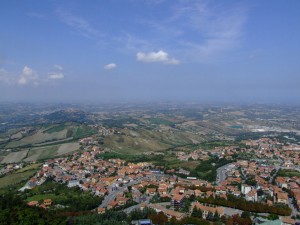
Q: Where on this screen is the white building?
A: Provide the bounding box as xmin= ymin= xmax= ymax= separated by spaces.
xmin=241 ymin=184 xmax=251 ymax=195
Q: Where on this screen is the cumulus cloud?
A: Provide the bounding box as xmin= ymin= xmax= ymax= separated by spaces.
xmin=136 ymin=50 xmax=180 ymax=64
xmin=48 ymin=65 xmax=65 ymax=79
xmin=48 ymin=72 xmax=64 ymax=79
xmin=54 ymin=64 xmax=63 ymax=70
xmin=18 ymin=66 xmax=38 ymax=86
xmin=104 ymin=63 xmax=117 ymax=70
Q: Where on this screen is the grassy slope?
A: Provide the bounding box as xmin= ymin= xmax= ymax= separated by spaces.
xmin=6 ymin=129 xmax=67 ymax=148
xmin=1 ymin=150 xmax=29 ymax=163
xmin=102 ymin=127 xmax=205 ymax=154
xmin=0 ymin=164 xmax=40 ymax=189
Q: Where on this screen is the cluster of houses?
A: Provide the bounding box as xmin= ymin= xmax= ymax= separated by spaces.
xmin=27 ymin=199 xmax=52 ymax=209
xmin=174 ymin=145 xmax=238 ymax=162
xmin=21 ymin=136 xmax=300 ymax=224
xmin=0 ymin=162 xmax=23 ymax=176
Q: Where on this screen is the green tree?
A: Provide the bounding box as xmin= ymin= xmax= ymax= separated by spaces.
xmin=241 ymin=211 xmax=251 ymax=219
xmin=214 ymin=212 xmax=220 ymax=221
xmin=191 ymin=207 xmax=203 ymax=218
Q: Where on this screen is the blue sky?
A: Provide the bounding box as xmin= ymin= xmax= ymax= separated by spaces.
xmin=0 ymin=0 xmax=300 ymax=103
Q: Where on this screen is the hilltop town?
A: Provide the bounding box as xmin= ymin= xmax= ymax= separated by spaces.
xmin=16 ymin=135 xmax=300 ymax=225
xmin=1 ymin=103 xmax=300 ymax=224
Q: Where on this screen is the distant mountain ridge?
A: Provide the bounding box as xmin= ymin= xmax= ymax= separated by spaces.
xmin=43 ymin=109 xmax=92 ymax=123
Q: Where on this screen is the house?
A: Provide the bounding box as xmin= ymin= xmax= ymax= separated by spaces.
xmin=97 ymin=207 xmax=106 ymax=214
xmin=96 ymin=188 xmax=108 ymax=196
xmin=215 ymin=186 xmax=226 ymax=195
xmin=194 ymin=189 xmax=203 ymax=197
xmin=293 ymin=193 xmax=300 ymax=208
xmin=27 ymin=201 xmax=39 ymax=207
xmin=276 ymin=192 xmax=288 ymax=204
xmin=146 ymin=188 xmax=156 ymax=196
xmin=276 ymin=177 xmax=288 ymax=189
xmin=241 ymin=184 xmax=251 ymax=195
xmin=68 ymin=180 xmax=80 ymax=188
xmin=171 ymin=194 xmax=185 ymax=208
xmin=43 ymin=199 xmax=52 ymax=207
xmin=246 ymin=190 xmax=257 ymax=202
xmin=281 ymin=217 xmax=296 ymax=225
xmin=116 ymin=197 xmax=128 ymax=206
xmin=107 ymin=201 xmax=118 ymax=209
xmin=190 ymin=202 xmax=223 ymax=219
xmin=148 ymin=204 xmax=185 ymax=220
xmin=158 ymin=188 xmax=168 ymax=196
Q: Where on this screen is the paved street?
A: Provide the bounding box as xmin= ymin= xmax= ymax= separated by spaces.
xmin=288 ymin=197 xmax=299 ymax=217
xmin=99 ymin=178 xmax=139 ymax=208
xmin=216 ymin=163 xmax=235 ymax=185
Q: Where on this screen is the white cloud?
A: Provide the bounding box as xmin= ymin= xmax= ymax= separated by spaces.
xmin=136 ymin=50 xmax=179 ymax=64
xmin=104 ymin=63 xmax=117 ymax=70
xmin=18 ymin=66 xmax=39 ymax=86
xmin=170 ymin=1 xmax=247 ymax=63
xmin=56 ymin=9 xmax=103 ymax=40
xmin=54 ymin=64 xmax=63 ymax=70
xmin=48 ymin=72 xmax=64 ymax=79
xmin=48 ymin=65 xmax=65 ymax=79
xmin=126 ymin=1 xmax=247 ymax=63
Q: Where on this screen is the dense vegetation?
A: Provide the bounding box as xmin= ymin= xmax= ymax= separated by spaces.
xmin=44 ymin=124 xmax=67 ymax=134
xmin=190 ymin=156 xmax=235 ymax=182
xmin=198 ymin=195 xmax=292 ymax=216
xmin=277 ymin=169 xmax=300 ymax=178
xmin=21 ymin=180 xmax=103 ymax=212
xmin=102 ymin=118 xmax=141 ymax=128
xmin=70 ymin=207 xmax=210 ymax=225
xmin=0 ymin=193 xmax=66 ymax=225
xmin=73 ymin=126 xmax=98 ymax=140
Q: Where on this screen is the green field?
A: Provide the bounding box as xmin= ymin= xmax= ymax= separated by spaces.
xmin=102 ymin=127 xmax=205 ymax=154
xmin=1 ymin=150 xmax=29 ymax=163
xmin=24 ymin=142 xmax=79 ymax=162
xmin=278 ymin=169 xmax=300 ymax=178
xmin=0 ymin=124 xmax=99 ymax=163
xmin=56 ymin=142 xmax=80 ymax=155
xmin=23 ymin=181 xmax=103 ymax=211
xmin=27 ymin=194 xmax=57 ymax=202
xmin=6 ymin=129 xmax=67 ymax=148
xmin=73 ymin=126 xmax=98 ymax=139
xmin=43 ymin=124 xmax=67 ymax=134
xmin=15 ymin=163 xmax=42 ymax=173
xmin=25 ymin=145 xmax=60 ymax=161
xmin=146 ymin=117 xmax=176 ymax=126
xmin=0 ymin=169 xmax=37 ymax=189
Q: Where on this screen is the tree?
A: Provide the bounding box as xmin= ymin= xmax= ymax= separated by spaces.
xmin=267 ymin=214 xmax=279 ymax=220
xmin=207 ymin=211 xmax=214 ymax=221
xmin=149 ymin=212 xmax=168 ymax=225
xmin=214 ymin=212 xmax=220 ymax=221
xmin=191 ymin=207 xmax=203 ymax=218
xmin=182 ymin=199 xmax=191 ymax=213
xmin=180 ymin=217 xmax=210 ymax=225
xmin=241 ymin=211 xmax=251 ymax=219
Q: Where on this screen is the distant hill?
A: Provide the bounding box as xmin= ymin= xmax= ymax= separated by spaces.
xmin=43 ymin=110 xmax=92 ymax=124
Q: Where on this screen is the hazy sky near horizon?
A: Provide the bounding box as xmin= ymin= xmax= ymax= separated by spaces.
xmin=0 ymin=0 xmax=300 ymax=103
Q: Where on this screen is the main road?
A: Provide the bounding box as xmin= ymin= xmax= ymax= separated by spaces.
xmin=216 ymin=163 xmax=235 ymax=185
xmin=99 ymin=178 xmax=140 ymax=208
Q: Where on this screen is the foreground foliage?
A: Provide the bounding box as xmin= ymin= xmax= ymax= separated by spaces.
xmin=199 ymin=195 xmax=292 ymax=216
xmin=0 ymin=193 xmax=66 ymax=225
xmin=21 ymin=180 xmax=103 ymax=212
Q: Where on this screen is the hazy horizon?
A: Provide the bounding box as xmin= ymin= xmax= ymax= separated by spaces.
xmin=1 ymin=1 xmax=300 ymax=103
